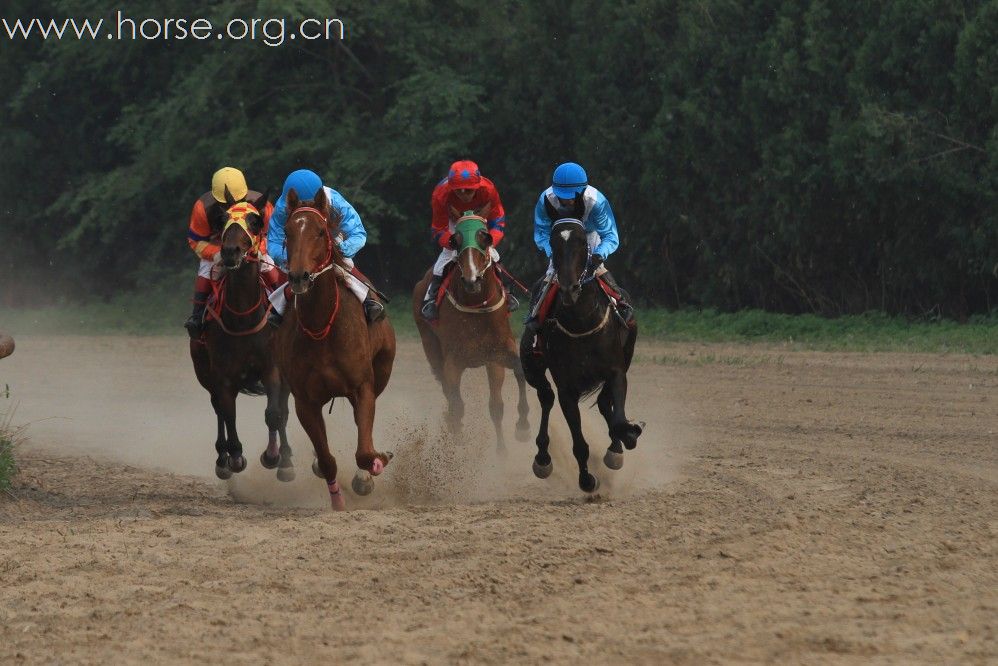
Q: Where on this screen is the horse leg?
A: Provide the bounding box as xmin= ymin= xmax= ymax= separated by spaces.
xmin=606 ymin=370 xmax=643 ymax=450
xmin=296 ymin=397 xmax=344 ymax=511
xmin=210 ymin=393 xmax=232 ymax=480
xmin=520 ymin=331 xmax=554 ymax=479
xmin=441 ymin=356 xmax=465 ymax=434
xmin=349 ymin=383 xmax=392 ymax=497
xmin=276 ymin=380 xmax=295 ymax=482
xmin=558 ymin=389 xmax=599 ymax=493
xmin=218 ymin=384 xmax=247 ymax=474
xmin=260 ymin=367 xmax=282 ymax=471
xmin=505 ymin=345 xmax=531 ymax=441
xmin=486 ymin=363 xmax=507 ymax=457
xmin=598 ymin=384 xmax=624 ymax=470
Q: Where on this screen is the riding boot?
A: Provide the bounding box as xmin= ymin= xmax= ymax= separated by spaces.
xmin=523 ymin=277 xmax=551 ymax=333
xmin=184 ymin=291 xmax=209 ymax=339
xmin=364 ymin=294 xmax=386 ymax=322
xmin=420 ymin=274 xmax=444 ymax=321
xmin=496 ymin=263 xmax=519 ymax=312
xmin=599 ymin=269 xmax=634 ymax=324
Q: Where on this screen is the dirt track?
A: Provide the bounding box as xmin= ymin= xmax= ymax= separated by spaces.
xmin=0 ymin=334 xmax=995 ymax=664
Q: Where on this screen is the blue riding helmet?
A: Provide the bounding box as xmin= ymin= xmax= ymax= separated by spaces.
xmin=280 ymin=169 xmax=323 ymax=201
xmin=552 ymin=162 xmax=588 ymax=199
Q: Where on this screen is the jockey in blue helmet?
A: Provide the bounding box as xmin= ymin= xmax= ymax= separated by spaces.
xmin=524 ymin=162 xmax=633 ymax=330
xmin=266 ymin=169 xmax=385 ymax=325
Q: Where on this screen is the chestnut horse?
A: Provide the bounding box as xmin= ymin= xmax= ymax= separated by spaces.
xmin=190 ymin=196 xmax=295 ymax=481
xmin=412 ymin=212 xmax=529 ymax=451
xmin=519 ymin=198 xmax=643 ymax=493
xmin=273 ymin=187 xmax=396 ymax=511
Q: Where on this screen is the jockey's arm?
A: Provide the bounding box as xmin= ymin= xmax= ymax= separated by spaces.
xmin=591 ymin=195 xmax=620 ymax=258
xmin=532 ymin=195 xmax=554 ymax=258
xmin=430 ymin=184 xmax=453 ymax=249
xmin=485 ymin=182 xmax=507 ymax=246
xmin=330 ymin=188 xmax=366 ymax=259
xmin=267 ymin=198 xmax=289 ymax=268
xmin=187 ymin=199 xmax=220 ymax=261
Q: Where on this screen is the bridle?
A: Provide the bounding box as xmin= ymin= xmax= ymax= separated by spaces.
xmin=288 ymin=206 xmax=338 ymax=285
xmin=552 ymin=218 xmax=597 ymax=289
xmin=220 ymin=202 xmax=264 ymax=269
xmin=288 ymin=205 xmax=342 ymax=340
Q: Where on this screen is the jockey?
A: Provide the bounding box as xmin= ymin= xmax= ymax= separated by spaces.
xmin=184 ymin=167 xmax=278 ymax=339
xmin=524 ymin=162 xmax=634 ymax=331
xmin=265 ymin=169 xmax=385 ymax=325
xmin=420 ymin=159 xmax=517 ymax=321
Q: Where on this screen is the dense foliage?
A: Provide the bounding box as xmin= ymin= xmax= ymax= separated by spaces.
xmin=2 ymin=0 xmax=995 ymax=317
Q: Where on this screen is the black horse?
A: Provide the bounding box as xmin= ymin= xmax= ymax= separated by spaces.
xmin=519 ymin=196 xmax=643 ymax=493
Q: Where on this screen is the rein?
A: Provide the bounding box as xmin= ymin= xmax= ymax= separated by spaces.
xmin=204 ymin=274 xmax=272 ymax=337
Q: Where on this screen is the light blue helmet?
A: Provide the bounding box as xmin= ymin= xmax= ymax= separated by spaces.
xmin=552 ymin=162 xmax=588 ymax=199
xmin=280 ymin=169 xmax=323 ymax=202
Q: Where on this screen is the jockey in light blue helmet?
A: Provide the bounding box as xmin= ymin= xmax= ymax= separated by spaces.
xmin=524 ymin=162 xmax=633 ymax=330
xmin=266 ymin=168 xmax=385 ymax=324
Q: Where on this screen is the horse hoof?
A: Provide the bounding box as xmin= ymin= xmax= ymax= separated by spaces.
xmin=603 ymin=450 xmax=624 ymax=470
xmin=260 ymin=451 xmax=280 ymax=470
xmin=276 ymin=466 xmax=296 ymax=483
xmin=515 ymin=423 xmax=531 ymax=442
xmin=228 ymin=455 xmax=247 ymax=473
xmin=215 ymin=463 xmax=233 ymax=480
xmin=311 ymin=459 xmax=323 ymax=478
xmin=614 ymin=421 xmax=645 ymax=450
xmin=352 ymin=470 xmax=374 ymax=496
xmin=532 ymin=460 xmax=553 ymax=479
xmin=580 ymin=474 xmax=600 ymax=494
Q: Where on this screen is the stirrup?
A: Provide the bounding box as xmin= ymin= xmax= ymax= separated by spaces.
xmin=184 ymin=315 xmax=203 ymax=340
xmin=420 ymin=299 xmax=438 ymax=322
xmin=364 ymin=298 xmax=386 ymax=323
xmin=506 ymin=292 xmax=519 ymax=312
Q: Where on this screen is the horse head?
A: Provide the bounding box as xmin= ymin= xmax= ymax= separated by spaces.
xmin=545 ymin=194 xmax=590 ymax=305
xmin=220 ymin=190 xmax=269 ymax=270
xmin=449 ymin=203 xmax=493 ymax=294
xmin=284 ymin=186 xmax=344 ymax=295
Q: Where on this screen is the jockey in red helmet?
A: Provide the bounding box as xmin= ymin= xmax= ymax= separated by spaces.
xmin=420 ymin=160 xmax=518 ymax=320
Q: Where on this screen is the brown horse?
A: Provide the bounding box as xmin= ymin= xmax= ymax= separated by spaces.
xmin=190 ymin=196 xmax=295 ymax=481
xmin=273 ymin=187 xmax=396 ymax=511
xmin=412 ymin=212 xmax=530 ymax=451
xmin=0 ymin=333 xmax=13 ymax=359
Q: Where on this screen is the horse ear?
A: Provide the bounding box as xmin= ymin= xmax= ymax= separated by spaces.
xmin=543 ymin=197 xmax=559 ymax=222
xmin=223 ymin=185 xmax=237 ymax=206
xmin=573 ymin=191 xmax=585 ymax=219
xmin=312 ymin=186 xmax=329 ymax=215
xmin=449 ymin=205 xmax=461 ymax=220
xmin=476 ymin=202 xmax=492 ymax=220
xmin=286 ymin=188 xmax=300 ymax=211
xmin=251 ymin=189 xmax=269 ymax=211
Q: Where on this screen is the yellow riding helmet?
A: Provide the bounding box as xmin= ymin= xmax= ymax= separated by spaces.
xmin=211 ymin=167 xmax=248 ymax=203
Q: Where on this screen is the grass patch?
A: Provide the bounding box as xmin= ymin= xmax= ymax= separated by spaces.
xmin=0 ymin=400 xmax=20 ymax=495
xmin=2 ymin=293 xmax=995 ymax=354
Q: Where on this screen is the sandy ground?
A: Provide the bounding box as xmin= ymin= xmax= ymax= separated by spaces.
xmin=0 ymin=334 xmax=995 ymax=664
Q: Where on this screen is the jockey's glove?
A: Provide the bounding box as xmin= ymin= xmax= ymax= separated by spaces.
xmin=591 ymin=254 xmax=605 ymax=266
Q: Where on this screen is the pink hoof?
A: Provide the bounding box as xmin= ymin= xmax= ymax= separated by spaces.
xmin=328 ymin=481 xmax=346 ymax=511
xmin=370 ymin=458 xmax=385 ymax=476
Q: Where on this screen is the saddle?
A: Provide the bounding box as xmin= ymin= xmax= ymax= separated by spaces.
xmin=536 ymin=276 xmax=623 ymax=326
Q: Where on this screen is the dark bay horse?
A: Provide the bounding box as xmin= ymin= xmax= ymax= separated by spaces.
xmin=519 ymin=197 xmax=643 ymax=493
xmin=190 ymin=196 xmax=294 ymax=481
xmin=273 ymin=187 xmax=396 ymax=511
xmin=412 ymin=212 xmax=529 ymax=451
